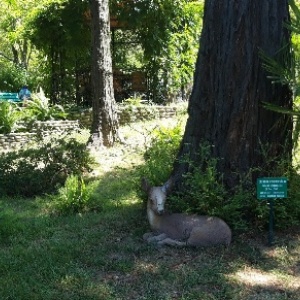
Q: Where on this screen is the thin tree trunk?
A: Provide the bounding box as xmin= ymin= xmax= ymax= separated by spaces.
xmin=172 ymin=0 xmax=292 ymax=190
xmin=90 ymin=0 xmax=119 ymax=148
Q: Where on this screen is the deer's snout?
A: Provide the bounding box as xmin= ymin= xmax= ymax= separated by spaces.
xmin=156 ymin=204 xmax=165 ymax=215
xmin=157 ymin=209 xmax=164 ymax=215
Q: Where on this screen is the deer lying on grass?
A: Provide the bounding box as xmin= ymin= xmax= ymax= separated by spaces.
xmin=142 ymin=178 xmax=232 ymax=247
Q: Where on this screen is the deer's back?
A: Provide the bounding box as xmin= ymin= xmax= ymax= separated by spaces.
xmin=157 ymin=213 xmax=231 ymax=246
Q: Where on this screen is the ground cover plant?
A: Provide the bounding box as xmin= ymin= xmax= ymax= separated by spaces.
xmin=0 ymin=129 xmax=93 ymax=197
xmin=0 ymin=114 xmax=300 ymax=299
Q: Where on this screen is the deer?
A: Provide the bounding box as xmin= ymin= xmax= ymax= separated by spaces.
xmin=141 ymin=178 xmax=232 ymax=247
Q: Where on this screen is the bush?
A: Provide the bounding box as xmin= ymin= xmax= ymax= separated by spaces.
xmin=166 ymin=145 xmax=248 ymax=230
xmin=24 ymin=89 xmax=66 ymax=122
xmin=141 ymin=132 xmax=300 ymax=231
xmin=0 ymin=89 xmax=67 ymax=134
xmin=50 ymin=175 xmax=91 ymax=214
xmin=0 ymin=130 xmax=94 ymax=197
xmin=140 ymin=124 xmax=183 ymax=185
xmin=169 ymin=148 xmax=300 ymax=231
xmin=270 ymin=167 xmax=300 ymax=229
xmin=0 ymin=102 xmax=23 ymax=134
xmin=0 ymin=61 xmax=28 ymax=91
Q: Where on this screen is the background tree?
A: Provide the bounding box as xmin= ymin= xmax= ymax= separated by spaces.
xmin=111 ymin=0 xmax=203 ymax=102
xmin=27 ymin=0 xmax=91 ymax=104
xmin=0 ymin=0 xmax=37 ymax=91
xmin=171 ymin=0 xmax=293 ymax=191
xmin=89 ymin=0 xmax=119 ymax=147
xmin=1 ymin=0 xmax=202 ymax=104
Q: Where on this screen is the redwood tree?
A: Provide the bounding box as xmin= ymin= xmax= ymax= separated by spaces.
xmin=89 ymin=0 xmax=119 ymax=147
xmin=171 ymin=0 xmax=293 ymax=190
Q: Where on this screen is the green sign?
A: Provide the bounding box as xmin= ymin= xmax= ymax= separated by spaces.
xmin=257 ymin=177 xmax=288 ymax=199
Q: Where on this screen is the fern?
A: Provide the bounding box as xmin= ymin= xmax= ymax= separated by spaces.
xmin=260 ymin=0 xmax=300 ymax=151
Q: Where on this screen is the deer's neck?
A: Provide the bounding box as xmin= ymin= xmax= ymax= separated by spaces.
xmin=147 ymin=204 xmax=161 ymax=231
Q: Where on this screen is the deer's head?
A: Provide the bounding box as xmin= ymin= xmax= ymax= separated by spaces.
xmin=141 ymin=178 xmax=172 ymax=215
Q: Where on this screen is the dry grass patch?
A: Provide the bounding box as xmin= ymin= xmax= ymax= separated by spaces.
xmin=90 ymin=117 xmax=186 ymax=176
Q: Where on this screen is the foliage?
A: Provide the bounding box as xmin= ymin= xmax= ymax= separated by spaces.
xmin=121 ymin=94 xmax=145 ymax=106
xmin=27 ymin=0 xmax=91 ymax=103
xmin=0 ymin=130 xmax=94 ymax=197
xmin=111 ymin=0 xmax=203 ymax=102
xmin=260 ymin=0 xmax=300 ymax=150
xmin=0 ymin=0 xmax=41 ymax=90
xmin=1 ymin=0 xmax=203 ymax=104
xmin=50 ymin=174 xmax=91 ymax=214
xmin=111 ymin=30 xmax=145 ymax=70
xmin=159 ymin=1 xmax=203 ymax=100
xmin=142 ymin=127 xmax=300 ymax=230
xmin=0 ymin=101 xmax=23 ymax=134
xmin=165 ymin=143 xmax=247 ymax=230
xmin=0 ymin=89 xmax=67 ymax=134
xmin=140 ymin=124 xmax=183 ymax=185
xmin=177 ymin=144 xmax=300 ymax=229
xmin=0 ymin=62 xmax=28 ymax=92
xmin=24 ymin=89 xmax=67 ymax=121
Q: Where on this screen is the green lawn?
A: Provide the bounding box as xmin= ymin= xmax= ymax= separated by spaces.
xmin=0 ymin=117 xmax=300 ymax=300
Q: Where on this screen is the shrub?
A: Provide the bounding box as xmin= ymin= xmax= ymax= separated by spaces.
xmin=50 ymin=175 xmax=91 ymax=214
xmin=169 ymin=147 xmax=300 ymax=231
xmin=0 ymin=130 xmax=94 ymax=197
xmin=140 ymin=124 xmax=183 ymax=185
xmin=142 ymin=132 xmax=300 ymax=230
xmin=166 ymin=145 xmax=247 ymax=230
xmin=0 ymin=89 xmax=67 ymax=134
xmin=270 ymin=167 xmax=300 ymax=229
xmin=0 ymin=101 xmax=23 ymax=134
xmin=0 ymin=61 xmax=27 ymax=91
xmin=24 ymin=89 xmax=66 ymax=122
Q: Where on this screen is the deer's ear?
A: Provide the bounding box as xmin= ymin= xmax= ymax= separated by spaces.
xmin=162 ymin=177 xmax=173 ymax=194
xmin=141 ymin=177 xmax=151 ymax=193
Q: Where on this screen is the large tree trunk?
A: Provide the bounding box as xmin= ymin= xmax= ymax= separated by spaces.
xmin=90 ymin=0 xmax=119 ymax=148
xmin=172 ymin=0 xmax=293 ymax=190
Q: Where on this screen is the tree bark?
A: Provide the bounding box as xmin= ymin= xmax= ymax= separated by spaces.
xmin=172 ymin=0 xmax=293 ymax=190
xmin=90 ymin=0 xmax=119 ymax=148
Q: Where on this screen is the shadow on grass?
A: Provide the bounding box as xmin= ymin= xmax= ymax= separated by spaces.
xmin=88 ymin=166 xmax=144 ymax=207
xmin=83 ymin=165 xmax=300 ymax=299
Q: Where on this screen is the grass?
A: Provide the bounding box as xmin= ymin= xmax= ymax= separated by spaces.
xmin=1 ymin=113 xmax=300 ymax=299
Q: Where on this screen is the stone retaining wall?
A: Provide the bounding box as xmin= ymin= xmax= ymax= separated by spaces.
xmin=29 ymin=120 xmax=80 ymax=132
xmin=0 ymin=120 xmax=79 ymax=153
xmin=0 ymin=105 xmax=179 ymax=152
xmin=68 ymin=105 xmax=177 ymax=128
xmin=0 ymin=132 xmax=36 ymax=153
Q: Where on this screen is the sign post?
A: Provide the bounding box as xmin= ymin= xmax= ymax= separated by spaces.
xmin=257 ymin=177 xmax=288 ymax=246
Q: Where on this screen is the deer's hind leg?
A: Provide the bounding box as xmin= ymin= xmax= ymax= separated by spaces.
xmin=186 ymin=225 xmax=214 ymax=247
xmin=157 ymin=237 xmax=187 ymax=247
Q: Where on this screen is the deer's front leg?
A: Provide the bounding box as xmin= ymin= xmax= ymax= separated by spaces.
xmin=143 ymin=232 xmax=155 ymax=241
xmin=143 ymin=232 xmax=167 ymax=243
xmin=157 ymin=237 xmax=187 ymax=247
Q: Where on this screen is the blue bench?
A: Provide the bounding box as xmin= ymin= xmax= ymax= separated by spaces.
xmin=0 ymin=92 xmax=22 ymax=103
